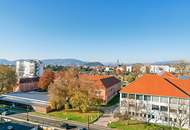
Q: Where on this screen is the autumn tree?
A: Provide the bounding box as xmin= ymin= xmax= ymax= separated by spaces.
xmin=48 ymin=68 xmax=99 ymax=112
xmin=0 ymin=65 xmax=17 ymax=93
xmin=38 ymin=69 xmax=55 ymax=90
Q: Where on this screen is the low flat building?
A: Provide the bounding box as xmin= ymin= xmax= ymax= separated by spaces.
xmin=0 ymin=91 xmax=50 ymax=113
xmin=80 ymin=74 xmax=121 ymax=104
xmin=14 ymin=77 xmax=39 ymax=92
xmin=120 ymin=72 xmax=190 ymax=129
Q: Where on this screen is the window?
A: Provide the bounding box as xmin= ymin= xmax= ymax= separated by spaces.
xmin=136 ymin=95 xmax=143 ymax=100
xmin=160 ymin=106 xmax=168 ymax=112
xmin=179 ymin=99 xmax=189 ymax=105
xmin=152 ymin=96 xmax=159 ymax=102
xmin=129 ymin=94 xmax=135 ymax=99
xmin=152 ymin=115 xmax=155 ymax=119
xmin=170 ymin=98 xmax=178 ymax=104
xmin=148 ymin=114 xmax=151 ymax=119
xmin=122 ymin=93 xmax=128 ymax=98
xmin=174 ymin=118 xmax=177 ymax=122
xmin=160 ymin=97 xmax=168 ymax=103
xmin=152 ymin=105 xmax=159 ymax=110
xmin=144 ymin=95 xmax=151 ymax=101
xmin=164 ymin=117 xmax=168 ymax=122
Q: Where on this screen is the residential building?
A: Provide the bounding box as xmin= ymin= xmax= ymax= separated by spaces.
xmin=15 ymin=60 xmax=44 ymax=92
xmin=126 ymin=65 xmax=132 ymax=72
xmin=150 ymin=65 xmax=176 ymax=74
xmin=120 ymin=72 xmax=190 ymax=128
xmin=16 ymin=60 xmax=43 ymax=78
xmin=80 ymin=74 xmax=121 ymax=104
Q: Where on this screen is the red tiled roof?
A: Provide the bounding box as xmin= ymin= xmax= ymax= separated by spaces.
xmin=120 ymin=73 xmax=190 ymax=98
xmin=80 ymin=74 xmax=121 ymax=89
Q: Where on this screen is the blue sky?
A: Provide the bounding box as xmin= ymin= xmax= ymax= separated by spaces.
xmin=0 ymin=0 xmax=190 ymax=63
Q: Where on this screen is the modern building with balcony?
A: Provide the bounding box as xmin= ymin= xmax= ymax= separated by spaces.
xmin=120 ymin=72 xmax=190 ymax=129
xmin=15 ymin=60 xmax=44 ymax=92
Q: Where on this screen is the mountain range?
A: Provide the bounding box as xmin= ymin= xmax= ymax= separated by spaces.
xmin=0 ymin=58 xmax=104 ymax=66
xmin=0 ymin=58 xmax=189 ymax=66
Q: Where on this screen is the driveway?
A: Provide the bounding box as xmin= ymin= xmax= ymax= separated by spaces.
xmin=94 ymin=104 xmax=119 ymax=127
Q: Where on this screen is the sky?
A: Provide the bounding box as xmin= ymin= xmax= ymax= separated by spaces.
xmin=0 ymin=0 xmax=190 ymax=63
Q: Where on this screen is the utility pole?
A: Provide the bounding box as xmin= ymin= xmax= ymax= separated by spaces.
xmin=88 ymin=115 xmax=90 ymax=130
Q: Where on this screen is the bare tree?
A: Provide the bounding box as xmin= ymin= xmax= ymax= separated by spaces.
xmin=170 ymin=104 xmax=189 ymax=130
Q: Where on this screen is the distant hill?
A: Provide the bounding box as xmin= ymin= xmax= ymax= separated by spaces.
xmin=42 ymin=59 xmax=86 ymax=66
xmin=0 ymin=58 xmax=105 ymax=66
xmin=0 ymin=59 xmax=15 ymax=65
xmin=84 ymin=62 xmax=104 ymax=67
xmin=152 ymin=60 xmax=190 ymax=65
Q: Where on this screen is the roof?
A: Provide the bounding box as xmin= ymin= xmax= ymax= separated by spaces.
xmin=0 ymin=91 xmax=48 ymax=106
xmin=120 ymin=72 xmax=190 ymax=98
xmin=80 ymin=74 xmax=121 ymax=89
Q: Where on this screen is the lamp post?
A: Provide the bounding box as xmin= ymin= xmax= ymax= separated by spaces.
xmin=26 ymin=106 xmax=29 ymax=121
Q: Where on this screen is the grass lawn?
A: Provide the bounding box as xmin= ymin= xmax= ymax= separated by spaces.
xmin=31 ymin=110 xmax=102 ymax=124
xmin=108 ymin=120 xmax=183 ymax=130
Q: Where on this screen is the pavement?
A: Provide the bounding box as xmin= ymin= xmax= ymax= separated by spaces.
xmin=9 ymin=113 xmax=113 ymax=130
xmin=94 ymin=104 xmax=119 ymax=127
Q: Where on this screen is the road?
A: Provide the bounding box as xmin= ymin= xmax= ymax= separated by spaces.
xmin=9 ymin=113 xmax=112 ymax=130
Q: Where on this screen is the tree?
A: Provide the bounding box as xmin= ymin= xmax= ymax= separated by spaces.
xmin=0 ymin=65 xmax=17 ymax=93
xmin=48 ymin=68 xmax=100 ymax=112
xmin=38 ymin=69 xmax=55 ymax=90
xmin=48 ymin=78 xmax=71 ymax=110
xmin=170 ymin=102 xmax=189 ymax=130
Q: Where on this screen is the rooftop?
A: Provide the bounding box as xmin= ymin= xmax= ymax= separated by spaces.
xmin=120 ymin=72 xmax=190 ymax=99
xmin=80 ymin=74 xmax=121 ymax=89
xmin=0 ymin=91 xmax=48 ymax=106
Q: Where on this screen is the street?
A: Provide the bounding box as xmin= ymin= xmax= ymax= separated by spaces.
xmin=9 ymin=113 xmax=112 ymax=130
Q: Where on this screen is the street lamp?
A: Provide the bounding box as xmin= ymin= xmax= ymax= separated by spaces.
xmin=26 ymin=106 xmax=29 ymax=121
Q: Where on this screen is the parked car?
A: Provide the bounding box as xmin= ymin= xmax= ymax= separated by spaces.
xmin=61 ymin=123 xmax=77 ymax=129
xmin=78 ymin=128 xmax=88 ymax=130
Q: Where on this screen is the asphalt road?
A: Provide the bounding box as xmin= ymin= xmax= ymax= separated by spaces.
xmin=9 ymin=113 xmax=112 ymax=130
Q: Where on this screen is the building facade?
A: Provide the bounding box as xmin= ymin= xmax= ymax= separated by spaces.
xmin=150 ymin=65 xmax=176 ymax=74
xmin=16 ymin=60 xmax=43 ymax=78
xmin=80 ymin=74 xmax=121 ymax=104
xmin=15 ymin=60 xmax=44 ymax=92
xmin=120 ymin=73 xmax=190 ymax=129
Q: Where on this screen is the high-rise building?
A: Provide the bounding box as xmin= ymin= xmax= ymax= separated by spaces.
xmin=16 ymin=60 xmax=43 ymax=78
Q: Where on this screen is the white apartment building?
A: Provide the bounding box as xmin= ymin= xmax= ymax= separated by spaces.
xmin=126 ymin=65 xmax=132 ymax=72
xmin=120 ymin=72 xmax=190 ymax=129
xmin=16 ymin=60 xmax=44 ymax=78
xmin=150 ymin=65 xmax=176 ymax=74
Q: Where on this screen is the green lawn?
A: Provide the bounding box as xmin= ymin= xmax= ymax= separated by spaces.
xmin=31 ymin=110 xmax=102 ymax=123
xmin=108 ymin=120 xmax=182 ymax=130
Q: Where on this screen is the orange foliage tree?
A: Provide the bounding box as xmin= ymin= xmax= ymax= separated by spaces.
xmin=38 ymin=69 xmax=55 ymax=90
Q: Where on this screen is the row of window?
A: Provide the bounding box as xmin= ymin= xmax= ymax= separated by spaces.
xmin=128 ymin=112 xmax=177 ymax=123
xmin=121 ymin=93 xmax=189 ymax=104
xmin=152 ymin=105 xmax=168 ymax=111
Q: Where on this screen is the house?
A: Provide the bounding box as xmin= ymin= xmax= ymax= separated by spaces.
xmin=120 ymin=72 xmax=190 ymax=128
xmin=80 ymin=74 xmax=121 ymax=104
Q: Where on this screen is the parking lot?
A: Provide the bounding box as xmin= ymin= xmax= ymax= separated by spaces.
xmin=0 ymin=103 xmax=31 ymax=116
